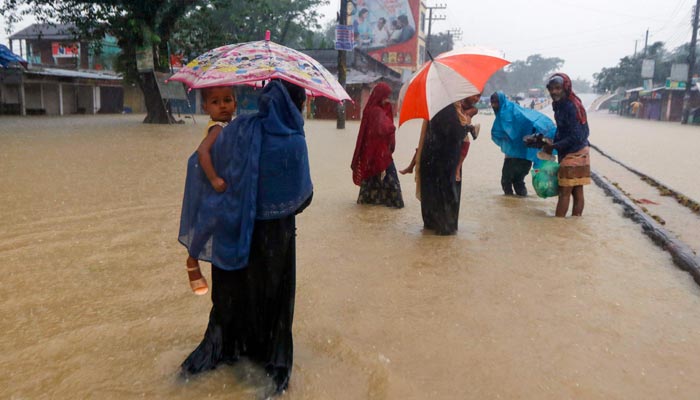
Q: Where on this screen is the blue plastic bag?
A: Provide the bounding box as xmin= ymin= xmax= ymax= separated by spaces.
xmin=532 ymin=160 xmax=559 ymax=198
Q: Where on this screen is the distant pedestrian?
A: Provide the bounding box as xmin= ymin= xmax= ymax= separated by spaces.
xmin=542 ymin=73 xmax=591 ymax=217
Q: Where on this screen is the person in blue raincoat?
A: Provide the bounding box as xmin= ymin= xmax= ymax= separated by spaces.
xmin=490 ymin=91 xmax=556 ymax=196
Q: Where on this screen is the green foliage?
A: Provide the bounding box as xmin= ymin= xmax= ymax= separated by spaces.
xmin=170 ymin=0 xmax=329 ymax=58
xmin=571 ymin=77 xmax=592 ymax=93
xmin=593 ymin=41 xmax=699 ymax=93
xmin=1 ymin=0 xmax=200 ymax=80
xmin=484 ymin=54 xmax=564 ymax=97
xmin=1 ymin=0 xmax=327 ymax=122
xmin=427 ymin=32 xmax=454 ymax=58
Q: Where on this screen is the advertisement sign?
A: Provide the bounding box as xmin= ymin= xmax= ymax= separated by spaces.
xmin=348 ymin=0 xmax=419 ymax=68
xmin=52 ymin=42 xmax=80 ymax=58
xmin=665 ymin=79 xmax=687 ymax=90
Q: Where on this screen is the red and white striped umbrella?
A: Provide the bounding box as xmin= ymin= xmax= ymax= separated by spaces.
xmin=398 ymin=46 xmax=509 ymax=125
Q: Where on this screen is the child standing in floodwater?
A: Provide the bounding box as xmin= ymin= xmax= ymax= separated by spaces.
xmin=184 ymin=86 xmax=236 ymax=295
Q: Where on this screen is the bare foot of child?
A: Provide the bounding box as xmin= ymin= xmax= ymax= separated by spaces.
xmin=399 ymin=166 xmax=413 ymax=175
xmin=186 ymin=256 xmax=209 ymax=295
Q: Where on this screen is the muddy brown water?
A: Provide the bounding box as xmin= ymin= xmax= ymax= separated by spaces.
xmin=1 ymin=114 xmax=700 ymax=399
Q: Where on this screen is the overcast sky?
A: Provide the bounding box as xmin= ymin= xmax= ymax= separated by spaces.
xmin=2 ymin=0 xmax=695 ymax=81
xmin=320 ymin=0 xmax=696 ymax=81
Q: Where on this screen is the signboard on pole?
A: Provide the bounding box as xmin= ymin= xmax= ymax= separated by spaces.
xmin=335 ymin=25 xmax=354 ymax=51
xmin=670 ymin=63 xmax=689 ymax=81
xmin=641 ymin=59 xmax=655 ymax=78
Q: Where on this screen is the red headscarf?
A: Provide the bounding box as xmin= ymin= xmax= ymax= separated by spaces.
xmin=549 ymin=72 xmax=587 ymax=124
xmin=351 ymin=83 xmax=396 ymax=185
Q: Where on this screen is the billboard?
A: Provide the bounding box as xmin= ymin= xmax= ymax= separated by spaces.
xmin=348 ymin=0 xmax=419 ymax=68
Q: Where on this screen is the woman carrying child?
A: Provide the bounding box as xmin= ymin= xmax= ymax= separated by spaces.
xmin=178 ymin=80 xmax=313 ymax=395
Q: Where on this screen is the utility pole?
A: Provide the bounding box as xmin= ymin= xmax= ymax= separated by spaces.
xmin=682 ymin=0 xmax=700 ymax=124
xmin=424 ymin=3 xmax=447 ymax=59
xmin=336 ymin=0 xmax=348 ymax=129
xmin=644 ymin=28 xmax=649 ymax=56
xmin=634 ymin=39 xmax=638 ymax=56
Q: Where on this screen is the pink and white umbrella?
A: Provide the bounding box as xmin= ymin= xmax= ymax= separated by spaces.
xmin=169 ymin=34 xmax=351 ymax=102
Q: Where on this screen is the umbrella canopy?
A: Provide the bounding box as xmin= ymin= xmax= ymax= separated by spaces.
xmin=168 ymin=39 xmax=351 ymax=102
xmin=398 ymin=46 xmax=509 ymax=125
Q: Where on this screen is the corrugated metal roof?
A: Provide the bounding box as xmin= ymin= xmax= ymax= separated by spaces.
xmin=345 ymin=69 xmax=384 ymax=85
xmin=25 ymin=67 xmax=121 ymax=81
xmin=625 ymin=86 xmax=644 ymax=93
xmin=9 ymin=23 xmax=78 ymax=40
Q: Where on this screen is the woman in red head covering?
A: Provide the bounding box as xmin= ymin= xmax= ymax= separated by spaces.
xmin=351 ymin=82 xmax=404 ymax=208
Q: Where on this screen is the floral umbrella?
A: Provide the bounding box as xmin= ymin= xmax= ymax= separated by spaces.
xmin=398 ymin=46 xmax=509 ymax=125
xmin=168 ymin=33 xmax=351 ymax=102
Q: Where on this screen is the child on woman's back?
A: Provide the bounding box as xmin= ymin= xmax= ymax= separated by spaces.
xmin=186 ymin=86 xmax=236 ymax=295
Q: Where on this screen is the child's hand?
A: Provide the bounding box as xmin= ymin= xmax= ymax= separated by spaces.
xmin=211 ymin=177 xmax=227 ymax=193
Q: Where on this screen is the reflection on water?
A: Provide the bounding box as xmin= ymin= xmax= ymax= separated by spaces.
xmin=1 ymin=114 xmax=700 ymax=399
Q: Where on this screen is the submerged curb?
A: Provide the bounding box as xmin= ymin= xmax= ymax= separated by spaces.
xmin=591 ymin=171 xmax=700 ymax=287
xmin=590 ymin=143 xmax=700 ymax=216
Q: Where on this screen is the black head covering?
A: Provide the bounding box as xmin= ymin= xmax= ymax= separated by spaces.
xmin=276 ymin=79 xmax=306 ymax=112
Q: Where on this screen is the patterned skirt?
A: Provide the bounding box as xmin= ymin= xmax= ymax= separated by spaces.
xmin=357 ymin=162 xmax=404 ymax=208
xmin=558 ymin=146 xmax=591 ymax=187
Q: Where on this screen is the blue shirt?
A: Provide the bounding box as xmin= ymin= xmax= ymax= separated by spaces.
xmin=552 ymin=99 xmax=589 ymax=160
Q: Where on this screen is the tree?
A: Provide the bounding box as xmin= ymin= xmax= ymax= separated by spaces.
xmin=171 ymin=0 xmax=328 ymax=59
xmin=506 ymin=54 xmax=564 ymax=95
xmin=571 ymin=78 xmax=592 ymax=93
xmin=591 ymin=41 xmax=698 ymax=93
xmin=1 ymin=0 xmax=199 ymax=123
xmin=426 ymin=32 xmax=454 ymax=58
xmin=1 ymin=0 xmax=328 ymax=123
xmin=483 ymin=54 xmax=564 ymax=97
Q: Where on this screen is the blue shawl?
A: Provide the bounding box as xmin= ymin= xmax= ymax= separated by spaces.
xmin=178 ymin=81 xmax=313 ymax=270
xmin=491 ymin=91 xmax=556 ymax=163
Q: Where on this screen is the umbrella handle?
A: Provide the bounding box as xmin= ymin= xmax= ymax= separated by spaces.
xmin=265 ymin=30 xmax=271 ymax=41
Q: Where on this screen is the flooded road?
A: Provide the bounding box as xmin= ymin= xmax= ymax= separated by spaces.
xmin=2 ymin=114 xmax=700 ymax=399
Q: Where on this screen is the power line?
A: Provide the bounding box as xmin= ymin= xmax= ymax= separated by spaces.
xmin=447 ymin=27 xmax=462 ymax=42
xmin=554 ymin=0 xmax=671 ymax=23
xmin=424 ymin=3 xmax=446 ymax=59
